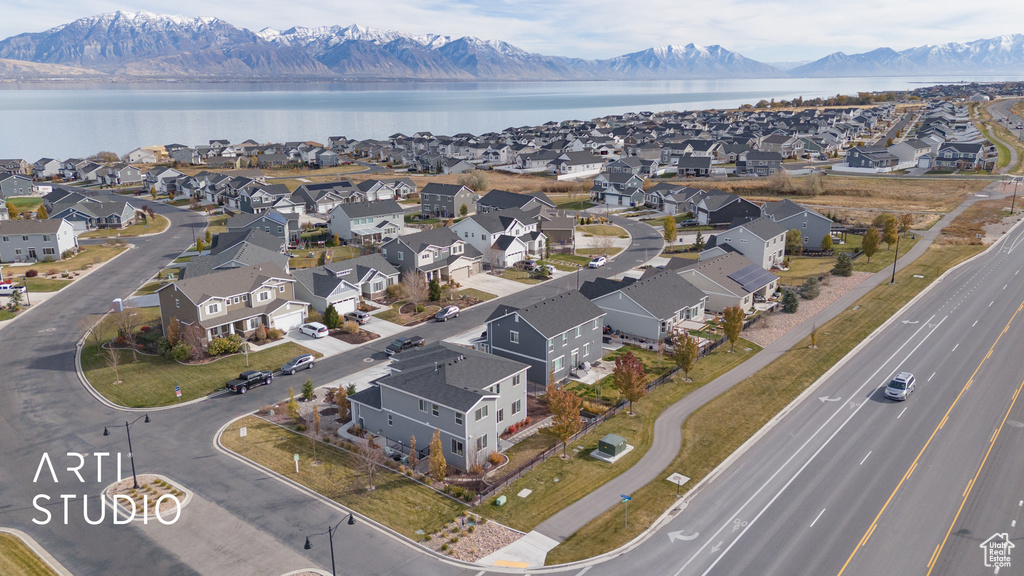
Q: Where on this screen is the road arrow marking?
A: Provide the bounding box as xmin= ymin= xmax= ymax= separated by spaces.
xmin=668 ymin=531 xmax=699 ymax=543
xmin=901 ymin=320 xmax=919 ymax=325
xmin=819 ymin=396 xmax=842 ymax=403
xmin=711 ymin=541 xmax=723 ymax=553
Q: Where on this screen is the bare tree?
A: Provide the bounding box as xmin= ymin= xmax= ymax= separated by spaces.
xmin=356 ymin=434 xmax=389 ymax=491
xmin=612 ymin=351 xmax=647 ymax=415
xmin=80 ymin=313 xmax=109 ymax=356
xmin=590 ymin=234 xmax=616 ymax=257
xmin=180 ymin=323 xmax=205 ymax=361
xmin=111 ymin=300 xmax=142 ymax=362
xmin=105 ymin=346 xmax=122 ymax=384
xmin=310 ymin=404 xmax=322 ymax=463
xmin=400 ymin=273 xmax=429 ymax=309
xmin=484 ymin=247 xmax=503 ymax=273
xmin=335 ymin=386 xmax=350 ymax=423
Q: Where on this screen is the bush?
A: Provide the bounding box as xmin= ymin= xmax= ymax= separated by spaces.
xmin=488 ymin=452 xmax=503 ymax=465
xmin=781 ymin=289 xmax=799 ymax=313
xmin=416 ymin=305 xmax=425 ymax=313
xmin=341 ymin=320 xmax=359 ymax=334
xmin=469 ymin=463 xmax=483 ymax=476
xmin=157 ymin=337 xmax=173 ymax=357
xmin=832 ymin=252 xmax=853 ymax=276
xmin=306 ymin=309 xmax=324 ymax=324
xmin=440 ymin=544 xmax=448 ymax=552
xmin=267 ymin=328 xmax=284 ymax=340
xmin=254 ymin=325 xmax=267 ymax=342
xmin=386 ymin=284 xmax=402 ymax=299
xmin=169 ymin=342 xmax=190 ymax=362
xmin=323 ymin=306 xmax=341 ymax=330
xmin=302 ymin=378 xmax=315 ymax=401
xmin=25 ymin=269 xmax=39 ymax=278
xmin=799 ymin=277 xmax=820 ymax=300
xmin=208 ymin=334 xmax=243 ymax=356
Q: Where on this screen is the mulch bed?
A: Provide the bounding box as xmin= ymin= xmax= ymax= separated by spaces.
xmin=330 ymin=329 xmax=380 ymax=344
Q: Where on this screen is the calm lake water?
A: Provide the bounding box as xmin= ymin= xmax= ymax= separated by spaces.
xmin=1 ymin=76 xmax=1020 ymax=159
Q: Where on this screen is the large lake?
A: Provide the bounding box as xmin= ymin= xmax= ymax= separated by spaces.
xmin=1 ymin=76 xmax=1020 ymax=159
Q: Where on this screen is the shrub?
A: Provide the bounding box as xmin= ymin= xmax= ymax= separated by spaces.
xmin=323 ymin=306 xmax=341 ymax=330
xmin=157 ymin=337 xmax=173 ymax=357
xmin=799 ymin=277 xmax=820 ymax=300
xmin=449 ymin=537 xmax=459 ymax=545
xmin=254 ymin=325 xmax=267 ymax=342
xmin=267 ymin=328 xmax=284 ymax=340
xmin=208 ymin=334 xmax=243 ymax=356
xmin=302 ymin=378 xmax=315 ymax=401
xmin=48 ymin=268 xmax=59 ymax=276
xmin=781 ymin=289 xmax=799 ymax=313
xmin=832 ymin=252 xmax=853 ymax=277
xmin=467 ymin=526 xmax=475 ymax=534
xmin=440 ymin=544 xmax=448 ymax=552
xmin=42 ymin=256 xmax=55 ymax=263
xmin=169 ymin=342 xmax=190 ymax=362
xmin=256 ymin=405 xmax=274 ymax=415
xmin=306 ymin=309 xmax=324 ymax=324
xmin=416 ymin=304 xmax=425 ymax=313
xmin=25 ymin=269 xmax=38 ymax=278
xmin=341 ymin=320 xmax=359 ymax=334
xmin=469 ymin=463 xmax=484 ymax=476
xmin=488 ymin=452 xmax=503 ymax=465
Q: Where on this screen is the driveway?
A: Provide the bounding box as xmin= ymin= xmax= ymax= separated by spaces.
xmin=459 ymin=272 xmax=534 ymax=298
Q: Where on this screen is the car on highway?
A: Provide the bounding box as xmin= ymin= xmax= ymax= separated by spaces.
xmin=281 ymin=353 xmax=315 ymax=375
xmin=385 ymin=335 xmax=426 ymax=355
xmin=588 ymin=256 xmax=607 ymax=268
xmin=345 ymin=310 xmax=371 ymax=325
xmin=299 ymin=322 xmax=329 ymax=338
xmin=884 ymin=371 xmax=916 ymax=401
xmin=435 ymin=305 xmax=460 ymax=322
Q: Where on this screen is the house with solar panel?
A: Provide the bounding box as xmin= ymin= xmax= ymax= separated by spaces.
xmin=668 ymin=252 xmax=779 ymax=313
xmin=580 ymin=272 xmax=707 ymax=341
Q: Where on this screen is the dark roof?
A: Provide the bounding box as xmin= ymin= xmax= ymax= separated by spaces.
xmin=420 ymin=183 xmax=472 ymax=197
xmin=323 ymin=253 xmax=399 ymax=285
xmin=164 ymin=262 xmax=292 ymax=303
xmin=332 ymin=199 xmax=403 ymax=219
xmin=578 ymin=277 xmax=637 ymax=300
xmin=590 ymin=272 xmax=706 ymax=319
xmin=181 ymin=244 xmax=289 ymax=279
xmin=290 ymin=267 xmax=352 ymax=298
xmin=0 ymin=219 xmax=66 ymax=234
xmin=397 ymin=227 xmax=463 ymax=253
xmin=349 ymin=385 xmax=381 ymax=410
xmin=735 ymin=215 xmax=786 ymax=241
xmin=487 ymin=290 xmax=605 ymax=339
xmin=210 ymin=228 xmax=284 ymax=255
xmin=478 ymin=189 xmax=554 ymax=210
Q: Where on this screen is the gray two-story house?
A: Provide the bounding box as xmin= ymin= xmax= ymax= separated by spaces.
xmin=0 ymin=218 xmax=78 ymax=263
xmin=484 ymin=291 xmax=605 ymax=384
xmin=420 ymin=183 xmax=478 ymax=218
xmin=349 ymin=342 xmax=529 ymax=471
xmin=762 ymin=199 xmax=834 ymax=250
xmin=581 ymin=272 xmax=707 ymax=342
xmin=225 ymin=210 xmax=301 ymax=246
xmin=705 ymin=215 xmax=787 ymax=270
xmin=381 ymin=227 xmax=482 ymax=282
xmin=327 ymin=199 xmax=404 ymax=244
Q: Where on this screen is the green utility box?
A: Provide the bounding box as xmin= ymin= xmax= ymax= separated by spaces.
xmin=495 ymin=495 xmax=507 ymax=506
xmin=598 ymin=434 xmax=627 ymax=457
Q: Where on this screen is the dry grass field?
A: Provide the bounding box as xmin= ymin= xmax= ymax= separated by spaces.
xmin=936 ymin=197 xmax=1014 ymax=245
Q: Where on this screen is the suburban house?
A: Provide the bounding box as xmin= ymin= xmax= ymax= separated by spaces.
xmin=0 ymin=174 xmax=34 ymax=198
xmin=705 ymin=215 xmax=787 ymax=270
xmin=532 ymin=208 xmax=576 ymax=248
xmin=291 ymin=254 xmax=399 ymax=314
xmin=0 ymin=218 xmax=78 ymax=263
xmin=887 ymin=139 xmax=935 ymax=165
xmin=327 ymin=200 xmax=404 ymax=244
xmin=934 ymin=142 xmax=986 ymax=171
xmin=225 ymin=210 xmax=301 ymax=246
xmin=736 ymin=151 xmax=783 ymax=176
xmin=356 ymin=178 xmax=417 ymax=201
xmin=694 ymin=192 xmax=762 ymax=226
xmin=48 ymin=196 xmax=138 ymax=231
xmin=181 ymin=229 xmax=289 ymax=279
xmin=291 ymin=181 xmax=361 ymax=214
xmin=33 ymin=158 xmax=62 ymax=179
xmin=645 ymin=183 xmax=703 ymax=214
xmin=0 ymin=159 xmax=32 ymax=175
xmin=475 ymin=189 xmax=555 ymax=214
xmin=762 ymin=199 xmax=834 ymax=250
xmin=580 ymin=272 xmax=707 ymax=341
xmin=483 ymin=291 xmax=605 ymax=384
xmin=349 ymin=342 xmax=529 ymax=471
xmin=381 ymin=227 xmax=482 ymax=282
xmin=420 ymin=183 xmax=478 ymax=218
xmin=669 ymin=252 xmax=778 ymax=313
xmin=590 ymin=172 xmax=645 ymax=205
xmin=239 ymin=184 xmax=295 ymax=214
xmin=673 ymin=155 xmax=713 ymax=177
xmin=451 ymin=208 xmax=546 ymax=269
xmin=157 ymin=263 xmax=309 ymax=343
xmin=845 ymin=146 xmax=899 ymax=170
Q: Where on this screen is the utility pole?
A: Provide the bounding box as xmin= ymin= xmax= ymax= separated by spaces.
xmin=889 ymin=231 xmax=901 ymax=284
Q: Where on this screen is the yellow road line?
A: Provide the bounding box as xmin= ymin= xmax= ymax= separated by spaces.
xmin=836 ymin=299 xmax=1024 ymax=576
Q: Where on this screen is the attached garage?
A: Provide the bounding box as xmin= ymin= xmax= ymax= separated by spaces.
xmin=449 ymin=265 xmax=472 ymax=283
xmin=330 ymin=296 xmax=358 ymax=315
xmin=272 ymin=309 xmax=306 ymax=332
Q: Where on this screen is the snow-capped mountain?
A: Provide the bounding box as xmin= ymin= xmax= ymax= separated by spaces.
xmin=790 ymin=35 xmax=1024 ymax=77
xmin=603 ymin=44 xmax=783 ymax=78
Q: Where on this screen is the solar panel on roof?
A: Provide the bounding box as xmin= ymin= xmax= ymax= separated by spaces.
xmin=727 ymin=264 xmax=777 ymax=293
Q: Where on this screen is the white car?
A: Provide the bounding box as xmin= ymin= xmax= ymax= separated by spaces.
xmin=299 ymin=322 xmax=328 ymax=338
xmin=0 ymin=282 xmax=27 ymax=296
xmin=588 ymin=256 xmax=607 ymax=268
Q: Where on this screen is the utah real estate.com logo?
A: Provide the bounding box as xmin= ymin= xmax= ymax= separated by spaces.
xmin=980 ymin=533 xmax=1014 ymax=572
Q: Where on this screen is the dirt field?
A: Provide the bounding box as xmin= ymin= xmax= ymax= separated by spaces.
xmin=937 ymin=197 xmax=1019 ymax=245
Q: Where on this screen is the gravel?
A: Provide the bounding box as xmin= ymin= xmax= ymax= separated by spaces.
xmin=423 ymin=517 xmax=522 ymax=562
xmin=744 ymin=272 xmax=873 ymax=348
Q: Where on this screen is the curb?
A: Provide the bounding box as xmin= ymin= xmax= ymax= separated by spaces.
xmin=101 ymin=473 xmax=195 ymax=525
xmin=0 ymin=527 xmax=75 ymax=576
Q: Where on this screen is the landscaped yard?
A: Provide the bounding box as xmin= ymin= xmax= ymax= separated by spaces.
xmin=499 ymin=269 xmax=546 ymax=284
xmin=81 ymin=308 xmax=322 ymax=407
xmin=476 ymin=339 xmax=760 ymax=533
xmin=457 ymin=288 xmax=497 ymax=302
xmin=0 ymin=533 xmax=57 ymax=576
xmin=23 ymin=277 xmax=72 ymax=292
xmin=548 ymin=253 xmax=592 ymax=267
xmin=133 ymin=281 xmax=168 ymax=296
xmin=578 ymin=224 xmax=628 ymax=237
xmin=545 ymin=244 xmax=984 ymax=564
xmin=206 ymin=213 xmax=230 ymax=235
xmin=374 ymin=301 xmax=442 ymax=325
xmin=576 ymin=247 xmax=624 ymax=257
xmin=4 ymin=197 xmax=43 ymax=212
xmin=221 ymin=416 xmax=464 ymax=540
xmin=2 ymin=242 xmax=128 ymax=279
xmin=79 ymin=214 xmax=170 ymax=238
xmin=774 ymin=233 xmax=919 ymax=286
xmin=289 ymin=246 xmax=362 ymax=269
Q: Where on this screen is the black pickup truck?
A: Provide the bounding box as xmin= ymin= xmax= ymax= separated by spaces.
xmin=226 ymin=370 xmax=273 ymax=394
xmin=385 ymin=335 xmax=425 ymax=356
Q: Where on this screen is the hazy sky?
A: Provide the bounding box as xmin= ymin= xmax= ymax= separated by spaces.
xmin=3 ymin=0 xmax=1024 ymax=62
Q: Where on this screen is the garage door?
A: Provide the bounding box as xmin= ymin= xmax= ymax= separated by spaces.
xmin=449 ymin=266 xmax=471 ymax=282
xmin=331 ymin=297 xmax=357 ymax=315
xmin=274 ymin=310 xmax=305 ymax=332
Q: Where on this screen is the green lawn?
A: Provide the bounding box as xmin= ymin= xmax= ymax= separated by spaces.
xmin=0 ymin=309 xmax=15 ymax=322
xmin=172 ymin=256 xmax=192 ymax=264
xmin=476 ymin=340 xmax=760 ymax=533
xmin=555 ymin=200 xmax=596 ymax=210
xmin=0 ymin=533 xmax=58 ymax=576
xmin=79 ymin=214 xmax=170 ymax=238
xmin=221 ymin=417 xmax=464 ymax=540
xmin=5 ymin=197 xmax=42 ymax=212
xmin=206 ymin=214 xmax=230 ymax=235
xmin=374 ymin=301 xmax=441 ymax=325
xmin=23 ymin=277 xmax=71 ymax=292
xmin=578 ymin=224 xmax=628 ymax=237
xmin=457 ymin=288 xmax=497 ymax=302
xmin=133 ymin=281 xmax=168 ymax=296
xmin=3 ymin=243 xmax=127 ymax=279
xmin=500 ymin=269 xmax=545 ymax=284
xmin=546 ymin=244 xmax=983 ymax=564
xmin=775 ymin=234 xmax=919 ymax=285
xmin=548 ymin=253 xmax=592 ymax=267
xmin=290 ymin=246 xmax=361 ymax=269
xmin=82 ymin=309 xmax=322 ymax=407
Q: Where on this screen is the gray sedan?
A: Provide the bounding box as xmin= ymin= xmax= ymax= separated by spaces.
xmin=281 ymin=353 xmax=316 ymax=375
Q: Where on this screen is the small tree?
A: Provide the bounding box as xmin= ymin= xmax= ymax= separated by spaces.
xmin=428 ymin=279 xmax=442 ymax=302
xmin=674 ymin=331 xmax=699 ymax=381
xmin=429 ymin=428 xmax=447 ymax=483
xmin=862 ymin=227 xmax=880 ymax=263
xmin=722 ymin=305 xmax=744 ymax=352
xmin=882 ymin=215 xmax=898 ymax=249
xmin=821 ymin=234 xmax=834 ymax=251
xmin=546 ymin=382 xmax=583 ymax=457
xmin=408 ymin=435 xmax=418 ymax=469
xmin=459 ymin=204 xmax=468 ymax=217
xmin=898 ymin=213 xmax=913 ymax=237
xmin=832 ymin=252 xmax=853 ymax=276
xmin=166 ymin=316 xmax=181 ymax=346
xmin=111 ymin=300 xmax=142 ymax=362
xmin=205 ymin=230 xmax=211 ymax=243
xmin=195 ymin=238 xmax=205 ymax=252
xmin=357 ymin=434 xmax=388 ymax=491
xmin=310 ymin=404 xmax=322 ymax=463
xmin=8 ymin=288 xmax=23 ymax=312
xmin=785 ymin=229 xmax=803 ymax=256
xmin=6 ymin=202 xmax=19 ymax=219
xmin=105 ymin=346 xmax=122 ymax=384
xmin=693 ymin=230 xmax=706 ymax=251
xmin=663 ymin=216 xmax=677 ymax=244
xmin=612 ymin=351 xmax=647 ymax=415
xmin=302 ymin=378 xmax=315 ymax=401
xmin=401 ymin=273 xmax=429 ymax=308
xmin=781 ymin=289 xmax=799 ymax=313
xmin=800 ymin=277 xmax=820 ymax=300
xmin=287 ymin=387 xmax=301 ymax=423
xmin=36 ymin=204 xmax=48 ymax=220
xmin=335 ymin=386 xmax=350 ymax=423
xmin=322 ymin=306 xmax=340 ymax=330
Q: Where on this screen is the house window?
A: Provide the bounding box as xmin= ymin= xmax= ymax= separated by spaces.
xmin=584 ymin=343 xmax=590 ymax=358
xmin=594 ymin=318 xmax=599 ymax=330
xmin=511 ymin=399 xmax=521 ymax=415
xmin=43 ymin=235 xmax=51 ymax=241
xmin=432 ymin=404 xmax=439 ymax=417
xmin=388 ymin=415 xmax=393 ymax=426
xmin=258 ymin=291 xmax=269 ymax=302
xmin=207 ymin=303 xmax=220 ymax=314
xmin=474 ymin=405 xmax=488 ymax=421
xmin=497 ymin=409 xmax=504 ymax=423
xmin=476 ymin=435 xmax=488 ymax=451
xmin=398 ymin=251 xmax=403 ymax=260
xmin=455 ymin=412 xmax=463 ymax=425
xmin=450 ymin=440 xmax=464 ymax=456
xmin=548 ymin=338 xmax=553 ymax=351
xmin=575 ymin=326 xmax=582 ymax=338
xmin=419 ymin=399 xmax=427 ymax=412
xmin=0 ymin=236 xmax=6 ymax=242
xmin=42 ymin=248 xmax=55 ymax=255
xmin=562 ymin=333 xmax=567 ymax=345
xmin=510 ymin=331 xmax=519 ymax=344
xmin=553 ymin=356 xmax=564 ymax=371
xmin=513 ymin=373 xmax=522 ymax=386
xmin=242 ymin=294 xmax=248 ymax=302
xmin=494 ymin=383 xmax=501 ymax=395
xmin=175 ymin=299 xmax=179 ymax=308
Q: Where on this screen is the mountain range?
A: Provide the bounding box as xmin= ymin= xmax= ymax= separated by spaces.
xmin=0 ymin=11 xmax=1021 ymax=81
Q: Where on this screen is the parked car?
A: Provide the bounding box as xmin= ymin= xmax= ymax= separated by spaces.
xmin=521 ymin=259 xmax=537 ymax=271
xmin=385 ymin=335 xmax=426 ymax=355
xmin=679 ymin=219 xmax=698 ymax=227
xmin=884 ymin=371 xmax=916 ymax=401
xmin=281 ymin=354 xmax=315 ymax=375
xmin=299 ymin=322 xmax=329 ymax=338
xmin=588 ymin=256 xmax=607 ymax=268
xmin=225 ymin=370 xmax=273 ymax=394
xmin=345 ymin=310 xmax=371 ymax=325
xmin=0 ymin=282 xmax=26 ymax=296
xmin=435 ymin=305 xmax=460 ymax=322
xmin=542 ymin=264 xmax=556 ymax=274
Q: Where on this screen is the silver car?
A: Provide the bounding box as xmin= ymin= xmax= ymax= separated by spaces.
xmin=884 ymin=371 xmax=916 ymax=401
xmin=281 ymin=354 xmax=315 ymax=375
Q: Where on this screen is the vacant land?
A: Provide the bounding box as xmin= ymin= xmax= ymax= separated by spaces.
xmin=937 ymin=197 xmax=1015 ymax=245
xmin=221 ymin=416 xmax=464 ymax=540
xmin=0 ymin=533 xmax=58 ymax=576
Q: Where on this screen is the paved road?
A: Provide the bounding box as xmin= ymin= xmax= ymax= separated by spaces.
xmin=985 ymin=99 xmax=1023 ymax=175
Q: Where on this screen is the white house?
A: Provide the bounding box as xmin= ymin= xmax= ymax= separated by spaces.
xmin=0 ymin=218 xmax=79 ymax=263
xmin=327 ymin=200 xmax=404 ymax=244
xmin=451 ymin=208 xmax=546 ymax=268
xmin=705 ymin=215 xmax=787 ymax=270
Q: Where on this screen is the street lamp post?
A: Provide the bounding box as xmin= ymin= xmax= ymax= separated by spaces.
xmin=103 ymin=413 xmax=150 ymax=489
xmin=889 ymin=231 xmax=901 ymax=285
xmin=303 ymin=514 xmax=355 ymax=576
xmin=1011 ymin=177 xmax=1020 ymax=216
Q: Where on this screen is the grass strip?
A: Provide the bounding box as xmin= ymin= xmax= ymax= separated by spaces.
xmin=545 ymin=244 xmax=983 ymax=564
xmin=79 ymin=214 xmax=170 ymax=238
xmin=0 ymin=533 xmax=58 ymax=576
xmin=221 ymin=416 xmax=464 ymax=540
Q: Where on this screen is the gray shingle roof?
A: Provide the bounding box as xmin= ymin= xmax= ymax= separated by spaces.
xmin=735 ymin=215 xmax=786 ymax=241
xmin=332 ymin=199 xmax=403 ymax=219
xmin=420 ymin=183 xmax=471 ymax=197
xmin=181 ymin=244 xmax=289 ymax=279
xmin=477 ymin=189 xmax=554 ymax=210
xmin=210 ymin=228 xmax=284 ymax=255
xmin=290 ymin=267 xmax=350 ymax=298
xmin=0 ymin=219 xmax=66 ymax=234
xmin=162 ymin=262 xmax=292 ymax=303
xmin=487 ymin=290 xmax=605 ymax=339
xmin=592 ymin=272 xmax=706 ymax=319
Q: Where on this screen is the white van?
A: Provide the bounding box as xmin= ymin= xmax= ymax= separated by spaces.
xmin=0 ymin=282 xmax=27 ymax=296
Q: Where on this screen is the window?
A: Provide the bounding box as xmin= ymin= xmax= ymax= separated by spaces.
xmin=450 ymin=439 xmax=464 ymax=456
xmin=257 ymin=291 xmax=270 ymax=302
xmin=548 ymin=338 xmax=553 ymax=351
xmin=398 ymin=251 xmax=403 ymax=260
xmin=553 ymin=356 xmax=564 ymax=371
xmin=594 ymin=318 xmax=600 ymax=330
xmin=233 ymin=297 xmax=239 ymax=304
xmin=388 ymin=414 xmax=393 ymax=426
xmin=494 ymin=383 xmax=501 ymax=395
xmin=432 ymin=403 xmax=439 ymax=417
xmin=419 ymin=399 xmax=427 ymax=412
xmin=513 ymin=373 xmax=522 ymax=386
xmin=583 ymin=343 xmax=590 ymax=358
xmin=242 ymin=294 xmax=248 ymax=302
xmin=562 ymin=333 xmax=568 ymax=345
xmin=497 ymin=409 xmax=504 ymax=423
xmin=43 ymin=235 xmax=51 ymax=241
xmin=575 ymin=326 xmax=582 ymax=338
xmin=207 ymin=303 xmax=220 ymax=314
xmin=455 ymin=412 xmax=463 ymax=425
xmin=510 ymin=331 xmax=519 ymax=344
xmin=22 ymin=236 xmax=28 ymax=241
xmin=42 ymin=248 xmax=55 ymax=255
xmin=175 ymin=299 xmax=179 ymax=308
xmin=511 ymin=399 xmax=521 ymax=415
xmin=476 ymin=435 xmax=488 ymax=451
xmin=0 ymin=236 xmax=6 ymax=242
xmin=474 ymin=405 xmax=488 ymax=421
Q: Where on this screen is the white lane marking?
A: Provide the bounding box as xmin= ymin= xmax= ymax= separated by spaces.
xmin=677 ymin=315 xmax=945 ymax=576
xmin=474 ymin=571 xmax=486 ymax=576
xmin=860 ymin=452 xmax=872 ymax=466
xmin=574 ymin=567 xmax=592 ymax=576
xmin=898 ymin=407 xmax=908 ymax=419
xmin=1004 ymin=285 xmax=1008 ymax=290
xmin=929 ymin=372 xmax=936 ymax=382
xmin=810 ymin=508 xmax=826 ymax=528
xmin=972 ymin=320 xmax=978 ymax=328
xmin=952 ymin=344 xmax=959 ymax=352
xmin=990 ymin=301 xmax=995 ymax=307
xmin=1019 ymin=500 xmax=1023 ymax=507
xmin=1013 ymin=520 xmax=1017 ymax=528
